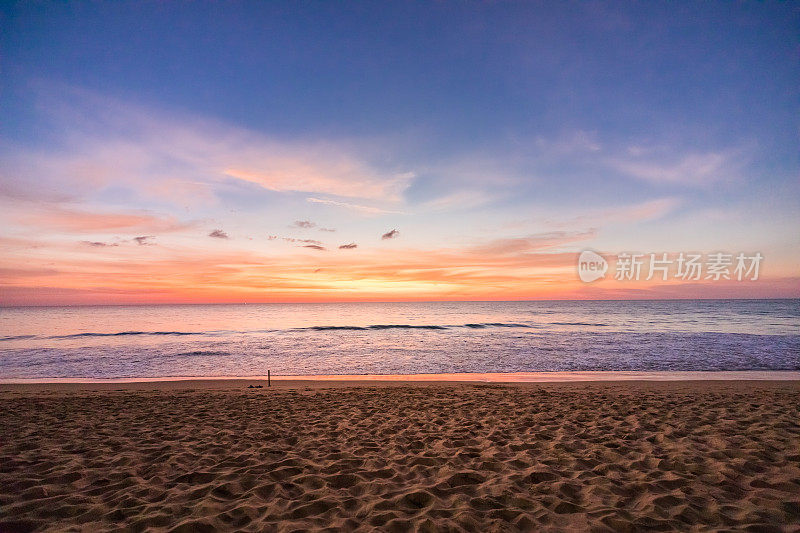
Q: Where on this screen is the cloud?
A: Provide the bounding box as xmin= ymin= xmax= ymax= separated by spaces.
xmin=0 ymin=137 xmax=216 ymax=209
xmin=306 ymin=197 xmax=402 ymax=215
xmin=280 ymin=237 xmax=322 ymax=245
xmin=0 ymin=244 xmax=580 ymax=305
xmin=3 ymin=227 xmax=794 ymax=305
xmin=2 ymin=88 xmax=414 ymax=217
xmin=533 ymin=130 xmax=602 ymax=154
xmin=208 ymin=229 xmax=229 ymax=239
xmin=302 ymin=244 xmax=325 ymax=251
xmin=421 ymin=190 xmax=498 ymax=211
xmin=339 ymin=243 xmax=358 ymax=249
xmin=292 ymin=220 xmax=316 ymax=229
xmin=69 ymin=88 xmax=413 ymax=200
xmin=12 ymin=206 xmax=192 ymax=234
xmin=612 ymin=197 xmax=681 ymax=222
xmin=469 ymin=231 xmax=596 ymax=255
xmin=319 ymin=227 xmax=336 ymax=232
xmin=81 ymin=241 xmax=118 ymax=247
xmin=382 ymin=229 xmax=400 ymax=240
xmin=608 ymin=150 xmax=743 ymax=186
xmin=133 ymin=236 xmax=155 ymax=246
xmin=544 ymin=198 xmax=682 ymax=230
xmin=223 ymin=167 xmax=411 ymax=201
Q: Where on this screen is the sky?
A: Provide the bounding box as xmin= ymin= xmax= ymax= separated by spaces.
xmin=0 ymin=1 xmax=798 ymax=305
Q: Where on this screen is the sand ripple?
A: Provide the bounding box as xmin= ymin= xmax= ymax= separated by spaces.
xmin=1 ymin=381 xmax=799 ymax=531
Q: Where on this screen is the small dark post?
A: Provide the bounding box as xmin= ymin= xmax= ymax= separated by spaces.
xmin=268 ymin=370 xmax=271 ymax=387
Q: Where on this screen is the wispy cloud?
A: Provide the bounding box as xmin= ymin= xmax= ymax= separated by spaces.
xmin=283 ymin=238 xmax=322 ymax=245
xmin=339 ymin=243 xmax=358 ymax=249
xmin=532 ymin=130 xmax=602 ymax=155
xmin=608 ymin=150 xmax=743 ymax=186
xmin=208 ymin=229 xmax=229 ymax=239
xmin=302 ymin=244 xmax=325 ymax=251
xmin=469 ymin=230 xmax=595 ymax=255
xmin=543 ymin=197 xmax=682 ymax=230
xmin=420 ymin=190 xmax=498 ymax=211
xmin=615 ymin=197 xmax=681 ymax=222
xmin=223 ymin=168 xmax=411 ymax=201
xmin=382 ymin=229 xmax=400 ymax=240
xmin=15 ymin=87 xmax=414 ymax=205
xmin=306 ymin=197 xmax=403 ymax=215
xmin=10 ymin=205 xmax=192 ymax=234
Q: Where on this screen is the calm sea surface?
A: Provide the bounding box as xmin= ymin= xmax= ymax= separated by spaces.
xmin=0 ymin=300 xmax=798 ymax=379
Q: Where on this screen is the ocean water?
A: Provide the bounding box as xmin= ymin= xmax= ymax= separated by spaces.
xmin=0 ymin=300 xmax=798 ymax=380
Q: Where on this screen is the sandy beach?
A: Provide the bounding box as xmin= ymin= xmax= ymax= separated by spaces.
xmin=1 ymin=379 xmax=799 ymax=532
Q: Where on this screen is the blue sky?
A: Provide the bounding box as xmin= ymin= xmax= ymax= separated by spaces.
xmin=0 ymin=1 xmax=798 ymax=303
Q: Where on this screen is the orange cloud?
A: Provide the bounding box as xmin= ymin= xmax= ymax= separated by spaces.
xmin=1 ymin=229 xmax=796 ymax=306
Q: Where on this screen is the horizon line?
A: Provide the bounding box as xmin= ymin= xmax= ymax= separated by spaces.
xmin=2 ymin=296 xmax=798 ymax=309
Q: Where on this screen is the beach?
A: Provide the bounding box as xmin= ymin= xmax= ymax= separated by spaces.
xmin=1 ymin=379 xmax=799 ymax=532
xmin=3 ymin=1 xmax=799 ymax=531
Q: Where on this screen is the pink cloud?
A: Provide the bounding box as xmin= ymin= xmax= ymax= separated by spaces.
xmin=17 ymin=206 xmax=193 ymax=233
xmin=469 ymin=230 xmax=596 ymax=255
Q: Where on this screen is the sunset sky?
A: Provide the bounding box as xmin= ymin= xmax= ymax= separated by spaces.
xmin=1 ymin=2 xmax=798 ymax=305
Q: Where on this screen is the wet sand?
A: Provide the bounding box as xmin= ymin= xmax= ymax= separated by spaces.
xmin=1 ymin=380 xmax=799 ymax=532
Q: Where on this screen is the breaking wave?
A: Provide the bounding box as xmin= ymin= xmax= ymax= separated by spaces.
xmin=0 ymin=321 xmax=614 ymax=341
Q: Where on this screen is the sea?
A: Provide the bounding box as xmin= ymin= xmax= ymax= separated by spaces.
xmin=0 ymin=299 xmax=798 ymax=380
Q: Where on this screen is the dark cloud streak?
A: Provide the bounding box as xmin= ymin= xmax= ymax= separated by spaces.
xmin=292 ymin=220 xmax=316 ymax=229
xmin=282 ymin=237 xmax=322 ymax=245
xmin=381 ymin=229 xmax=399 ymax=240
xmin=208 ymin=229 xmax=229 ymax=239
xmin=81 ymin=241 xmax=118 ymax=247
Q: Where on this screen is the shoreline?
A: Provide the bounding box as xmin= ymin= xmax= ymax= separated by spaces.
xmin=1 ymin=369 xmax=799 ymax=386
